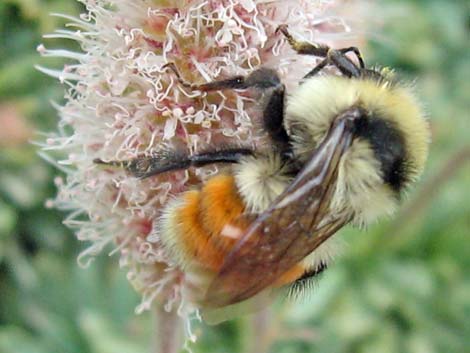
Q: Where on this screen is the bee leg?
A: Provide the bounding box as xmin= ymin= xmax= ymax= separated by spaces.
xmin=339 ymin=47 xmax=365 ymax=69
xmin=200 ymin=68 xmax=291 ymax=155
xmin=94 ymin=148 xmax=253 ymax=179
xmin=164 ymin=63 xmax=281 ymax=92
xmin=275 ymin=24 xmax=329 ymax=56
xmin=276 ymin=25 xmax=364 ymax=77
xmin=191 ymin=66 xmax=292 ymax=155
xmin=302 ymin=58 xmax=328 ymax=80
xmin=165 ymin=63 xmax=291 ymax=154
xmin=302 ymin=49 xmax=362 ymax=78
xmin=163 ymin=62 xmax=244 ymax=91
xmin=161 ymin=62 xmax=194 ymax=89
xmin=327 ymin=49 xmax=361 ymax=78
xmin=262 ymin=82 xmax=291 ymax=154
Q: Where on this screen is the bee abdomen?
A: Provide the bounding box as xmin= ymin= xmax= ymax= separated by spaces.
xmin=157 ymin=175 xmax=246 ymax=271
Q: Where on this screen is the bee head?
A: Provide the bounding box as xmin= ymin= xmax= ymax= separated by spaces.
xmin=285 ymin=74 xmax=430 ymax=226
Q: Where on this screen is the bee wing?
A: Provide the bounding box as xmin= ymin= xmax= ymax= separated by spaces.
xmin=204 ymin=108 xmax=361 ymax=307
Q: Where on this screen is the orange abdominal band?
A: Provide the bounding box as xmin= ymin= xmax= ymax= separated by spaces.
xmin=174 ymin=174 xmax=304 ymax=288
xmin=175 ymin=175 xmax=244 ymax=270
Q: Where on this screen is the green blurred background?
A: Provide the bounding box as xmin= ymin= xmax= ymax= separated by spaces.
xmin=0 ymin=0 xmax=468 ymax=352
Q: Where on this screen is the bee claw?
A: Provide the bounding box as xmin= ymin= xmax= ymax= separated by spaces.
xmin=161 ymin=62 xmax=176 ymax=72
xmin=93 ymin=158 xmax=129 ymax=170
xmin=162 ymin=62 xmax=194 ymax=89
xmin=275 ymin=24 xmax=288 ymax=36
xmin=93 ymin=158 xmax=118 ymax=166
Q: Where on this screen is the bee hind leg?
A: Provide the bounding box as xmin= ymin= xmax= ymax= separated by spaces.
xmin=94 ymin=148 xmax=254 ymax=179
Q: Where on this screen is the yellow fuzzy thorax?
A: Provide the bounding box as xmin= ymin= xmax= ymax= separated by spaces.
xmin=285 ymin=74 xmax=430 ymax=226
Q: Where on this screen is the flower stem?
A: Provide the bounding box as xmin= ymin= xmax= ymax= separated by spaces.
xmin=247 ymin=308 xmax=273 ymax=353
xmin=152 ymin=305 xmax=182 ymax=353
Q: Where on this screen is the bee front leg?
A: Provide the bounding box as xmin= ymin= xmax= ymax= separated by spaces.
xmin=340 ymin=47 xmax=365 ymax=69
xmin=302 ymin=58 xmax=328 ymax=80
xmin=327 ymin=49 xmax=361 ymax=78
xmin=276 ymin=25 xmax=364 ymax=78
xmin=275 ymin=24 xmax=329 ymax=56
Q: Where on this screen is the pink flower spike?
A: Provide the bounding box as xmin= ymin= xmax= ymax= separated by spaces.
xmin=40 ymin=0 xmax=367 ymax=348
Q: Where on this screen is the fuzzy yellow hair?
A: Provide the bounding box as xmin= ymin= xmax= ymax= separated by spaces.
xmin=285 ymin=73 xmax=430 ymax=225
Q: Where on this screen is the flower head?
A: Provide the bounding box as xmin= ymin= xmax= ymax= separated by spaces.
xmin=39 ymin=0 xmax=365 ymax=338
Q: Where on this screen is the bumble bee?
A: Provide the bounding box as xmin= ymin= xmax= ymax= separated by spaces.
xmin=95 ymin=25 xmax=430 ymax=317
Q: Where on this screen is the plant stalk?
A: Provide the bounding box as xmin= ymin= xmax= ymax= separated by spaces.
xmin=152 ymin=305 xmax=182 ymax=353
